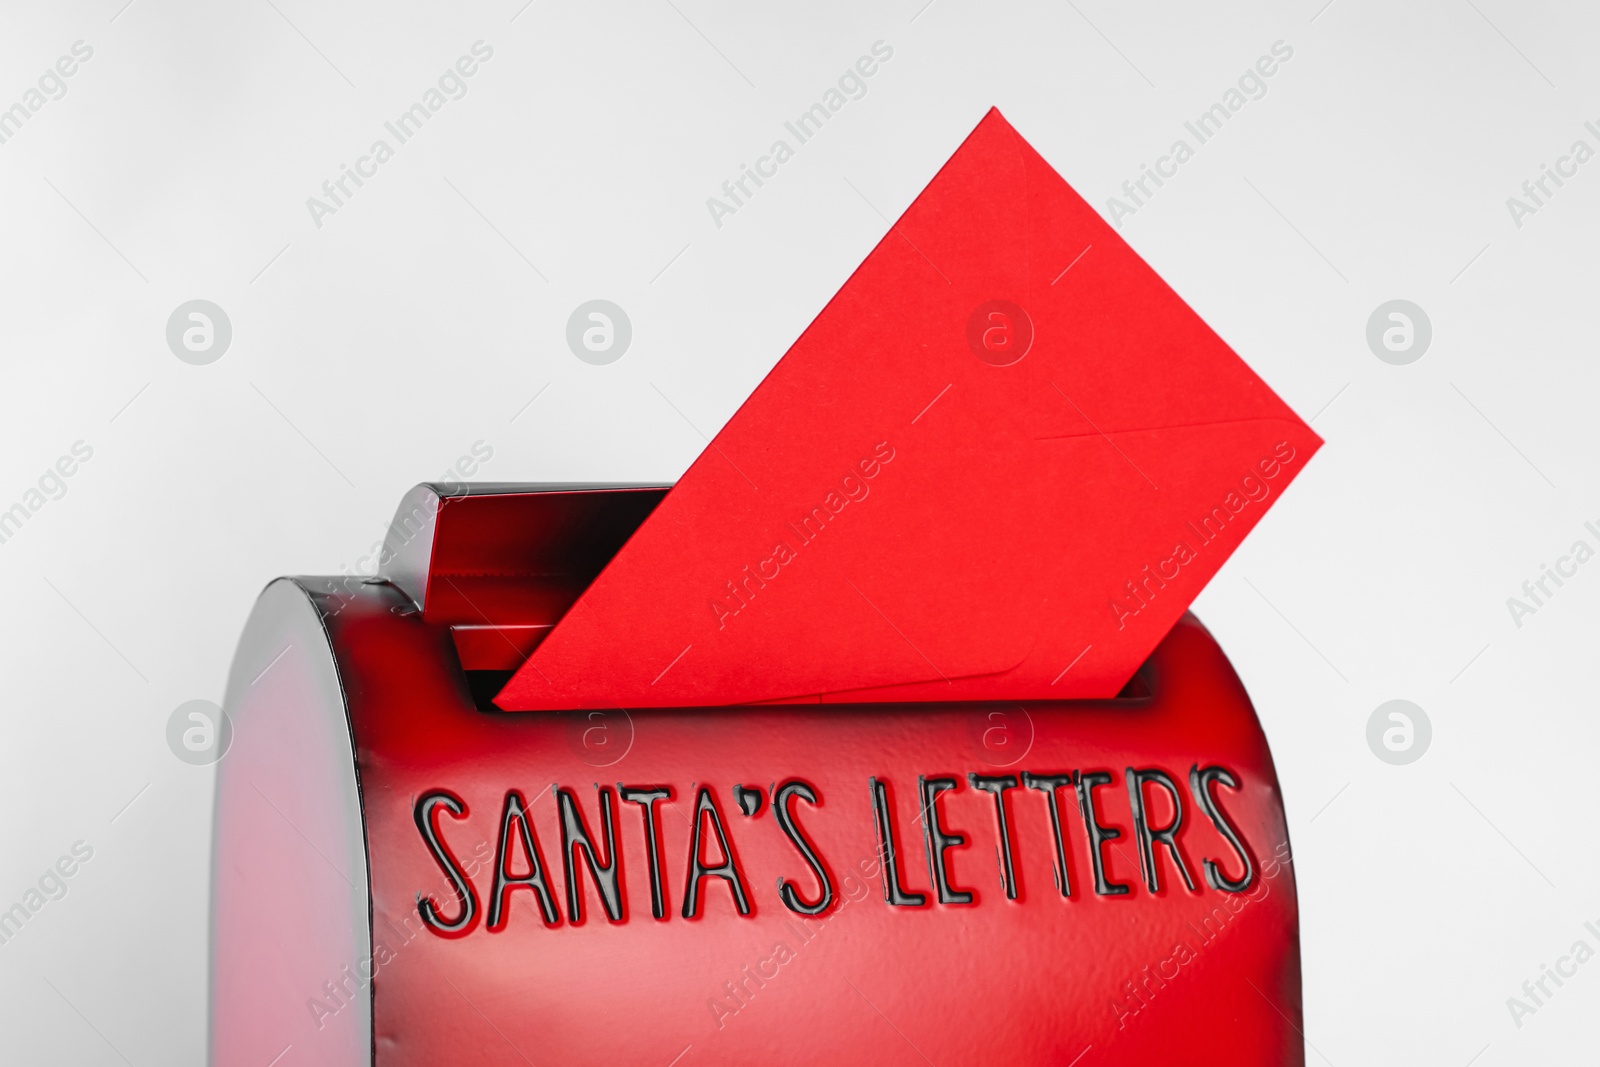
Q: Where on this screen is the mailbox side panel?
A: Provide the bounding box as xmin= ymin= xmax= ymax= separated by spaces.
xmin=318 ymin=586 xmax=1301 ymax=1067
xmin=210 ymin=579 xmax=372 ymax=1067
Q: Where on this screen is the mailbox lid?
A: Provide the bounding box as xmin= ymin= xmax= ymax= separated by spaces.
xmin=375 ymin=482 xmax=667 ymax=671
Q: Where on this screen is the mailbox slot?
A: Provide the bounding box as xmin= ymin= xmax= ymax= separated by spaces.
xmin=378 ymin=482 xmax=667 ymax=681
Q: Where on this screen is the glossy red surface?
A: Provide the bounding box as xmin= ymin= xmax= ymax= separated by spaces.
xmin=313 ymin=576 xmax=1301 ymax=1065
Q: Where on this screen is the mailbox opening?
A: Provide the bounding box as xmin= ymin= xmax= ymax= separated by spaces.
xmin=377 ymin=481 xmax=666 ymax=647
xmin=376 ymin=484 xmax=1163 ymax=714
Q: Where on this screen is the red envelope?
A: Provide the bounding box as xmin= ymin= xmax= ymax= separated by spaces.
xmin=495 ymin=108 xmax=1321 ymax=711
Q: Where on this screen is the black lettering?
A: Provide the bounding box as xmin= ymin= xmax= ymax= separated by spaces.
xmin=619 ymin=785 xmax=672 ymax=919
xmin=1126 ymin=768 xmax=1197 ymax=893
xmin=1075 ymin=771 xmax=1130 ymax=896
xmin=1021 ymin=772 xmax=1075 ymax=897
xmin=919 ymin=776 xmax=974 ymax=905
xmin=1189 ymin=765 xmax=1255 ymax=892
xmin=488 ymin=789 xmax=560 ymax=929
xmin=558 ymin=786 xmax=624 ymax=923
xmin=870 ymin=777 xmax=927 ymax=906
xmin=733 ymin=784 xmax=764 ymax=817
xmin=682 ymin=786 xmax=751 ymax=918
xmin=414 ymin=790 xmax=479 ymax=935
xmin=968 ymin=773 xmax=1019 ymax=900
xmin=773 ymin=780 xmax=835 ymax=916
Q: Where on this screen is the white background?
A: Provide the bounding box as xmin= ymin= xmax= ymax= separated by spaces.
xmin=1 ymin=0 xmax=1596 ymax=1063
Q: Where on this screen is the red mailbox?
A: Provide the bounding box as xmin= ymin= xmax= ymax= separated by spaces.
xmin=211 ymin=485 xmax=1301 ymax=1066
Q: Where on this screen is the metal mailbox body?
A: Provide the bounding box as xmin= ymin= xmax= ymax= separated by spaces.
xmin=210 ymin=485 xmax=1302 ymax=1066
